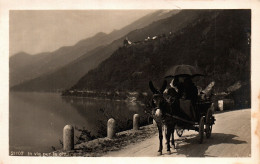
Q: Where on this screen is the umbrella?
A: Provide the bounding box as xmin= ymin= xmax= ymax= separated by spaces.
xmin=164 ymin=64 xmax=204 ymax=78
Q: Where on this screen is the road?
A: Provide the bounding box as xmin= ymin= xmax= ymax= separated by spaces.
xmin=104 ymin=109 xmax=251 ymax=157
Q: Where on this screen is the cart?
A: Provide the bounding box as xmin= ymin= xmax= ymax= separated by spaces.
xmin=167 ymin=99 xmax=216 ymax=143
xmin=164 ymin=64 xmax=216 ymax=143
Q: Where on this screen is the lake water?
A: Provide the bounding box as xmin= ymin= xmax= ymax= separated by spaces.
xmin=9 ymin=92 xmax=148 ymax=155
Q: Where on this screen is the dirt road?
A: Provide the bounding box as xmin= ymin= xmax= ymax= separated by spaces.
xmin=104 ymin=109 xmax=251 ymax=157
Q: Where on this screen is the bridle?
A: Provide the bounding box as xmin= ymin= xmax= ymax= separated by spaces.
xmin=148 ymin=80 xmax=168 ymax=121
xmin=151 ymin=93 xmax=168 ymax=120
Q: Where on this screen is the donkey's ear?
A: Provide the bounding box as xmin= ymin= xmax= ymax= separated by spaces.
xmin=160 ymin=80 xmax=167 ymax=93
xmin=149 ymin=81 xmax=159 ymax=94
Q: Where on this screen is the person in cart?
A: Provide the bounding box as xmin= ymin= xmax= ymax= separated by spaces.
xmin=165 ymin=65 xmax=203 ymax=121
xmin=166 ymin=76 xmax=198 ymax=120
xmin=182 ymin=77 xmax=198 ymax=104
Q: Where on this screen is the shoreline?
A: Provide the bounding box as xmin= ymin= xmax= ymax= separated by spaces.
xmin=61 ymin=95 xmax=138 ymax=103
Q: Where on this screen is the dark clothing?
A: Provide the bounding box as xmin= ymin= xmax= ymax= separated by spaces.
xmin=182 ymin=78 xmax=198 ymax=103
xmin=184 ymin=85 xmax=198 ymax=102
xmin=174 ymin=83 xmax=184 ymax=99
xmin=176 ymin=78 xmax=198 ymax=120
xmin=166 ymin=77 xmax=198 ymax=121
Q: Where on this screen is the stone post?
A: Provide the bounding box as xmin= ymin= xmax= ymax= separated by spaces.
xmin=63 ymin=125 xmax=74 ymax=151
xmin=107 ymin=118 xmax=116 ymax=139
xmin=133 ymin=114 xmax=140 ymax=130
xmin=218 ymin=100 xmax=224 ymax=111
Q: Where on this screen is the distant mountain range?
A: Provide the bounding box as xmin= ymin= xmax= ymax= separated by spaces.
xmin=10 ymin=10 xmax=179 ymax=89
xmin=10 ymin=31 xmax=112 ymax=87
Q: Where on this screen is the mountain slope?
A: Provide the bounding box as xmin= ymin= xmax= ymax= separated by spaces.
xmin=10 ymin=10 xmax=178 ymax=87
xmin=10 ymin=45 xmax=115 ymax=91
xmin=9 ymin=32 xmax=108 ymax=87
xmin=9 ymin=52 xmax=49 ymax=86
xmin=70 ymin=10 xmax=250 ymax=94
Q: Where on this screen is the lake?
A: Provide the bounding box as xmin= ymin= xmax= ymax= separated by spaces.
xmin=9 ymin=92 xmax=149 ymax=155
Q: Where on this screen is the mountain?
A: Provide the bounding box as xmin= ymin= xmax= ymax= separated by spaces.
xmin=10 ymin=45 xmax=113 ymax=91
xmin=10 ymin=10 xmax=178 ymax=87
xmin=69 ymin=10 xmax=250 ymax=96
xmin=9 ymin=32 xmax=108 ymax=87
xmin=9 ymin=52 xmax=49 ymax=86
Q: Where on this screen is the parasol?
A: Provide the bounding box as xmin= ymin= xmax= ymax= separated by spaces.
xmin=165 ymin=64 xmax=204 ymax=78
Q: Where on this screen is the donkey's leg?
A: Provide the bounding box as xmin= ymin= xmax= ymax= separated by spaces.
xmin=166 ymin=126 xmax=172 ymax=154
xmin=163 ymin=125 xmax=167 ymax=145
xmin=157 ymin=125 xmax=163 ymax=155
xmin=171 ymin=126 xmax=176 ymax=149
xmin=171 ymin=131 xmax=175 ymax=147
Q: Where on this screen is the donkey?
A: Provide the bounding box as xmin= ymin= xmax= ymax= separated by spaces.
xmin=149 ymin=80 xmax=178 ymax=155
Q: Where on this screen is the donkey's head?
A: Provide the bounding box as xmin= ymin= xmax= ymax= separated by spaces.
xmin=149 ymin=80 xmax=167 ymax=120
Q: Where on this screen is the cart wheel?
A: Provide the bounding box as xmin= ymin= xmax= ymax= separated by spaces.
xmin=199 ymin=116 xmax=204 ymax=144
xmin=176 ymin=129 xmax=184 ymax=137
xmin=206 ymin=108 xmax=213 ymax=138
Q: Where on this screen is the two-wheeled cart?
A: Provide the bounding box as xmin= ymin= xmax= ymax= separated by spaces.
xmin=167 ymin=99 xmax=216 ymax=143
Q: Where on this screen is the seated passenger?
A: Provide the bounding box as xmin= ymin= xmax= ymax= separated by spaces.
xmin=168 ymin=77 xmax=199 ymax=121
xmin=183 ymin=77 xmax=198 ymax=104
xmin=165 ymin=78 xmax=190 ymax=120
xmin=182 ymin=77 xmax=199 ymax=120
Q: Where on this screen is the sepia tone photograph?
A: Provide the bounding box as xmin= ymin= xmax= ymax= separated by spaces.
xmin=8 ymin=9 xmax=252 ymax=158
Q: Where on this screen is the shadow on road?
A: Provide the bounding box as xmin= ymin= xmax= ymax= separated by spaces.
xmin=174 ymin=133 xmax=247 ymax=157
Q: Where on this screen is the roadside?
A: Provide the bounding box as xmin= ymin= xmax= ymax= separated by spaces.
xmin=52 ymin=124 xmax=157 ymax=157
xmin=104 ymin=108 xmax=251 ymax=157
xmin=53 ymin=108 xmax=250 ymax=157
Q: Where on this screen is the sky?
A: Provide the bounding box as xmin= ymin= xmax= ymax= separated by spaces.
xmin=9 ymin=10 xmax=154 ymax=56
